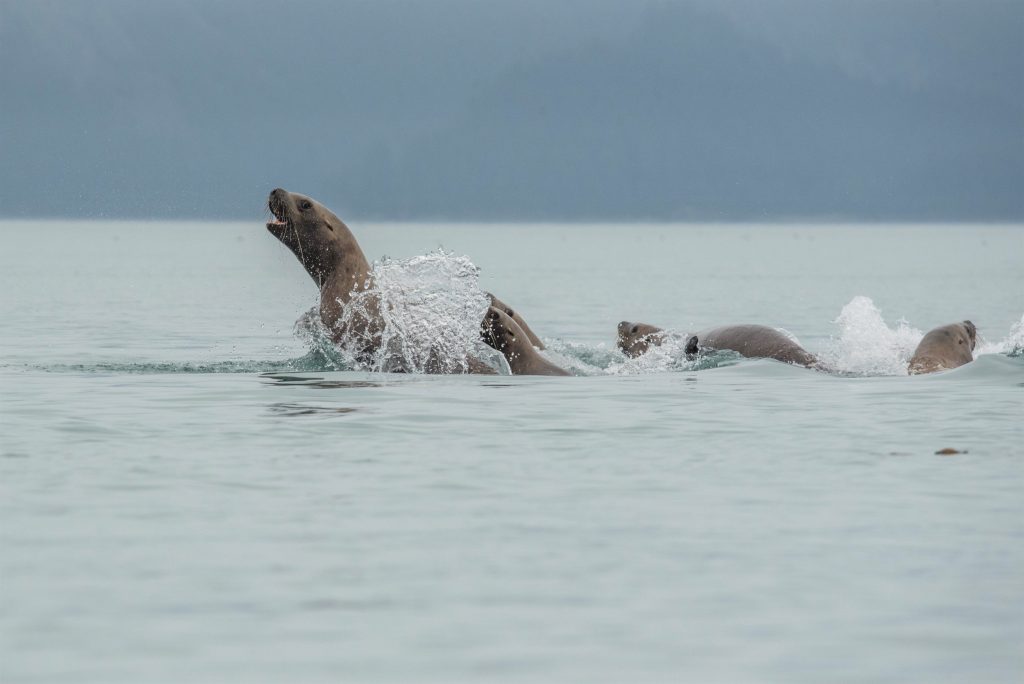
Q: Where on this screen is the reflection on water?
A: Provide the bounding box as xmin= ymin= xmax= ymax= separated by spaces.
xmin=260 ymin=374 xmax=384 ymax=389
xmin=267 ymin=403 xmax=359 ymax=417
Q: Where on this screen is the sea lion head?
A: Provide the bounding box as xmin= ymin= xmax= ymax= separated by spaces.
xmin=481 ymin=307 xmax=525 ymax=361
xmin=267 ymin=188 xmax=352 ymax=285
xmin=907 ymin=319 xmax=978 ymax=374
xmin=617 ymin=321 xmax=665 ymax=358
xmin=961 ymin=320 xmax=977 ymax=351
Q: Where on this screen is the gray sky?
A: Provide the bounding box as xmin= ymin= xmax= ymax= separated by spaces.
xmin=1 ymin=0 xmax=1021 ymax=220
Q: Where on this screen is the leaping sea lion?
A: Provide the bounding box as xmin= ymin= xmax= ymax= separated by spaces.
xmin=907 ymin=320 xmax=976 ymax=375
xmin=617 ymin=320 xmax=820 ymax=368
xmin=267 ymin=188 xmax=543 ymax=374
xmin=267 ymin=188 xmax=374 ymax=343
xmin=481 ymin=307 xmax=569 ymax=376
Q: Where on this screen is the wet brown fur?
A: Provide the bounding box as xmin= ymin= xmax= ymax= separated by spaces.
xmin=617 ymin=320 xmax=820 ymax=368
xmin=481 ymin=307 xmax=569 ymax=376
xmin=908 ymin=321 xmax=976 ymax=375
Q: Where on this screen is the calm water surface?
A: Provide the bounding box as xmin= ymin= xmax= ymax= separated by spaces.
xmin=1 ymin=221 xmax=1022 ymax=683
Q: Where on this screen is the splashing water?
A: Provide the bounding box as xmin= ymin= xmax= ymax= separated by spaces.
xmin=588 ymin=333 xmax=742 ymax=375
xmin=977 ymin=313 xmax=1024 ymax=358
xmin=819 ymin=296 xmax=922 ymax=376
xmin=293 ymin=307 xmax=351 ymax=371
xmin=291 ymin=279 xmax=1022 ymax=377
xmin=298 ymin=249 xmax=497 ymax=374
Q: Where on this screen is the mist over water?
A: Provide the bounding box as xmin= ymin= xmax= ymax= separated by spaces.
xmin=2 ymin=221 xmax=1022 ymax=683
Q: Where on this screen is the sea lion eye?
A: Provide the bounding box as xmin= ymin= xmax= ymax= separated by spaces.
xmin=299 ymin=200 xmax=312 ymax=211
xmin=630 ymin=325 xmax=639 ymax=334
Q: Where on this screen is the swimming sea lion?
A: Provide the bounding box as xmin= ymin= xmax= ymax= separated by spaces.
xmin=908 ymin=320 xmax=976 ymax=375
xmin=616 ymin=321 xmax=667 ymax=358
xmin=487 ymin=293 xmax=545 ymax=349
xmin=617 ymin=320 xmax=819 ymax=368
xmin=268 ymin=188 xmax=502 ymax=373
xmin=482 ymin=307 xmax=569 ymax=376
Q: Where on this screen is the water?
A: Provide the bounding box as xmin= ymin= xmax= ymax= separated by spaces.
xmin=2 ymin=221 xmax=1022 ymax=683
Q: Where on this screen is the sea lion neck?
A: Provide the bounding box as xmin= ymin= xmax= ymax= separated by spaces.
xmin=300 ymin=221 xmax=372 ymax=293
xmin=321 ymin=245 xmax=372 ymax=301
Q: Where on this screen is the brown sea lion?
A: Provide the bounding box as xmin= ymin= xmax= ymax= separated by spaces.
xmin=908 ymin=320 xmax=976 ymax=375
xmin=617 ymin=320 xmax=819 ymax=368
xmin=267 ymin=188 xmax=501 ymax=373
xmin=481 ymin=307 xmax=569 ymax=376
xmin=616 ymin=321 xmax=667 ymax=358
xmin=267 ymin=188 xmax=373 ymax=342
xmin=487 ymin=293 xmax=545 ymax=349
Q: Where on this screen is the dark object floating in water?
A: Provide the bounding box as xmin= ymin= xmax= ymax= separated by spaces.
xmin=935 ymin=447 xmax=967 ymax=455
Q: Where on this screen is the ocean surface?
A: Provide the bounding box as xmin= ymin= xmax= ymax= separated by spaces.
xmin=1 ymin=220 xmax=1022 ymax=683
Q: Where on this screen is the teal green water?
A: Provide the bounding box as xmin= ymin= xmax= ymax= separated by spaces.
xmin=2 ymin=222 xmax=1022 ymax=682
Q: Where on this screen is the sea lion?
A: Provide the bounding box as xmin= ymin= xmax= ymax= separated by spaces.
xmin=487 ymin=293 xmax=545 ymax=349
xmin=481 ymin=307 xmax=569 ymax=376
xmin=617 ymin=320 xmax=819 ymax=368
xmin=267 ymin=188 xmax=373 ymax=337
xmin=268 ymin=188 xmax=503 ymax=373
xmin=908 ymin=320 xmax=976 ymax=375
xmin=616 ymin=322 xmax=667 ymax=358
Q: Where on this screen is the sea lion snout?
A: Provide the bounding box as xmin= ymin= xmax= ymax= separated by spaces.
xmin=267 ymin=188 xmax=292 ymax=223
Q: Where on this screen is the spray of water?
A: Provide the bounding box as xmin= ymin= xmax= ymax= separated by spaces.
xmin=297 ymin=249 xmax=498 ymax=374
xmin=818 ymin=296 xmax=922 ymax=376
xmin=291 ymin=267 xmax=1022 ymax=376
xmin=976 ymin=312 xmax=1024 ymax=358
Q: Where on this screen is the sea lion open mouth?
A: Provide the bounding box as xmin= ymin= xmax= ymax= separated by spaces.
xmin=266 ymin=192 xmax=291 ymax=232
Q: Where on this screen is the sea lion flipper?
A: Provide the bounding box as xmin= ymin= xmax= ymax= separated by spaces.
xmin=684 ymin=335 xmax=700 ymax=359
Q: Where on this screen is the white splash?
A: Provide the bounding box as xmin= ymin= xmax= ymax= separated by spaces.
xmin=299 ymin=249 xmax=498 ymax=374
xmin=820 ymin=296 xmax=922 ymax=376
xmin=976 ymin=312 xmax=1024 ymax=357
xmin=596 ymin=333 xmax=741 ymax=375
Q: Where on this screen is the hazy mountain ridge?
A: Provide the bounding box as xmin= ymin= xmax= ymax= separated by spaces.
xmin=1 ymin=1 xmax=1020 ymax=220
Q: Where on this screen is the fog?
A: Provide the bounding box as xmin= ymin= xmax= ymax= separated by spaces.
xmin=2 ymin=0 xmax=1021 ymax=220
